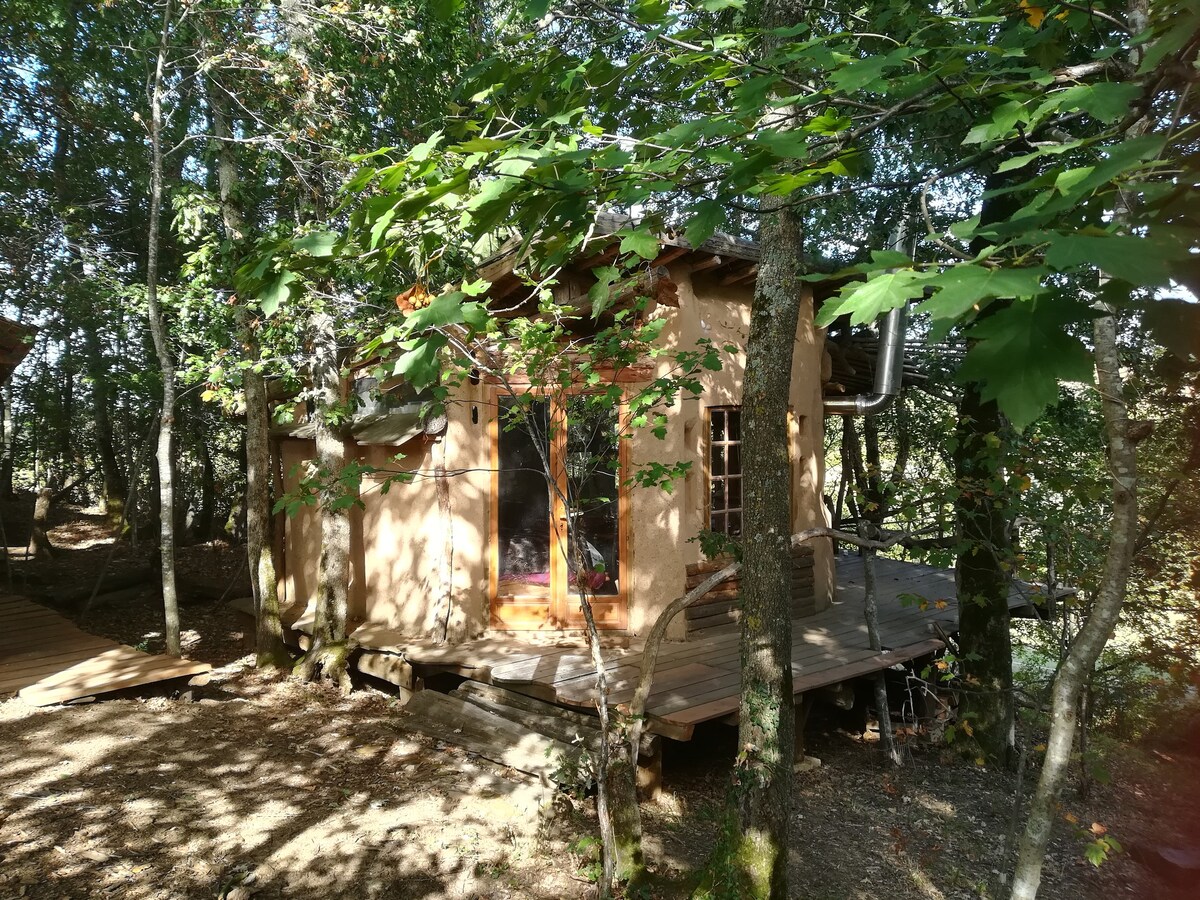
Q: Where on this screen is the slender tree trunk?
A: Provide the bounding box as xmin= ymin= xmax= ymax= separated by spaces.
xmin=281 ymin=0 xmax=350 ymax=688
xmin=1011 ymin=7 xmax=1147 ymax=888
xmin=205 ymin=49 xmax=289 ymax=668
xmin=1 ymin=377 xmax=15 ymax=500
xmin=860 ymin=523 xmax=901 ymax=767
xmin=194 ymin=418 xmax=215 ymax=541
xmin=1009 ymin=314 xmax=1138 ymax=899
xmin=246 ymin=363 xmax=289 ymax=669
xmin=708 ymin=13 xmax=804 ymax=882
xmin=145 ymin=0 xmax=180 ymax=657
xmin=49 ymin=0 xmax=126 ymax=523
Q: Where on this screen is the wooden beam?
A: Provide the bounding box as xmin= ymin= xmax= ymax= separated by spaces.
xmin=402 ymin=689 xmax=585 ymax=783
xmin=650 ymin=245 xmax=689 ymax=268
xmin=579 ymin=245 xmax=619 ymax=269
xmin=720 ymin=263 xmax=758 ymax=286
xmin=688 ymin=254 xmax=723 ymax=274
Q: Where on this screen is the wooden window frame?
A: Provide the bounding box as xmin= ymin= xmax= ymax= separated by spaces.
xmin=705 ymin=406 xmax=744 ymax=537
xmin=705 ymin=405 xmax=799 ymax=538
xmin=489 ymin=387 xmax=629 ymax=631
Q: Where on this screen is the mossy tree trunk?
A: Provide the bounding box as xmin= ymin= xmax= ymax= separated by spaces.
xmin=953 ymin=164 xmax=1030 ymax=767
xmin=296 ymin=306 xmax=352 ymax=691
xmin=953 ymin=379 xmax=1016 ymax=765
xmin=705 ymin=67 xmax=804 ymax=893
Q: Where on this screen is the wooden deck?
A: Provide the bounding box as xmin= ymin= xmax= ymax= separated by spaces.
xmin=0 ymin=596 xmax=211 ymax=706
xmin=336 ymin=556 xmax=1038 ymax=740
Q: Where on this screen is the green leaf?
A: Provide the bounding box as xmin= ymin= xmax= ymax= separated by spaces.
xmin=631 ymin=0 xmax=669 ymax=23
xmin=292 ymin=231 xmax=339 ymax=257
xmin=619 ymin=229 xmax=660 ymax=260
xmin=957 ymin=299 xmax=1094 ymax=430
xmin=917 ymin=266 xmax=1048 ymax=321
xmin=429 ymin=0 xmax=464 ymax=20
xmin=1044 ymin=232 xmax=1183 ymax=286
xmin=816 ymin=270 xmax=934 ymax=327
xmin=394 ymin=336 xmax=446 ymax=392
xmin=830 ymin=47 xmax=913 ymax=92
xmin=684 ymin=200 xmax=725 ymax=249
xmin=258 ymin=270 xmax=297 ymax=317
xmin=963 ymin=100 xmax=1026 ymax=145
xmin=1141 ymin=297 xmax=1200 ymax=361
xmin=452 ymin=137 xmax=510 ymax=153
xmin=1048 ymin=82 xmax=1141 ymax=125
xmin=589 ymin=265 xmax=620 ymax=318
xmin=405 ymin=291 xmax=469 ymax=330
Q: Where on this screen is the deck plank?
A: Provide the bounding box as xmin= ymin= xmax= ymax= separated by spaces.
xmin=339 ymin=557 xmax=1023 ymax=738
xmin=0 ymin=595 xmax=211 ymax=705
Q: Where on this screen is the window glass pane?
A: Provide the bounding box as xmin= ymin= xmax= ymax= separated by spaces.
xmin=727 ymin=510 xmax=741 ymax=536
xmin=710 ymin=479 xmax=725 ymax=512
xmin=497 ymin=397 xmax=551 ymax=597
xmin=566 ymin=396 xmax=620 ymax=597
xmin=712 ymin=445 xmax=725 ymax=477
xmin=727 ymin=476 xmax=741 ymax=511
xmin=728 ymin=443 xmax=741 ymax=476
xmin=728 ymin=409 xmax=740 ymax=439
xmin=711 ymin=511 xmax=725 ymax=535
xmin=710 ymin=410 xmax=726 ymax=443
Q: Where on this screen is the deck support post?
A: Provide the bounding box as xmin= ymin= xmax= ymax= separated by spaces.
xmin=636 ymin=749 xmax=662 ymax=801
xmin=793 ymin=693 xmax=815 ymax=764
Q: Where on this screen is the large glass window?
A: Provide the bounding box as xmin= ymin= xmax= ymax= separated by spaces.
xmin=495 ymin=395 xmax=621 ymax=600
xmin=496 ymin=397 xmax=552 ymax=597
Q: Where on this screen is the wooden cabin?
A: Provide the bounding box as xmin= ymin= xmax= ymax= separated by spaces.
xmin=274 ymin=225 xmax=837 ymax=644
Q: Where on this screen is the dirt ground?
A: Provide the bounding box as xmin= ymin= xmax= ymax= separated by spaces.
xmin=1 ymin=506 xmax=1197 ymax=899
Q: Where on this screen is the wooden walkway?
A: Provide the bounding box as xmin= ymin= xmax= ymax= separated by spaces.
xmin=336 ymin=557 xmax=1039 ymax=740
xmin=0 ymin=596 xmax=211 ymax=706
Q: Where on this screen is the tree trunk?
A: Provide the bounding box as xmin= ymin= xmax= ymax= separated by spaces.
xmin=1009 ymin=315 xmax=1138 ymax=899
xmin=1010 ymin=7 xmax=1147 ymax=888
xmin=954 ymin=378 xmax=1016 ymax=765
xmin=145 ymin=0 xmax=180 ymax=657
xmin=707 ymin=27 xmax=804 ymax=885
xmin=194 ymin=419 xmax=215 ymax=542
xmin=246 ymin=361 xmax=290 ymax=669
xmin=953 ymin=164 xmax=1028 ymax=767
xmin=205 ymin=47 xmax=289 ymax=669
xmin=2 ymin=376 xmax=15 ymax=500
xmin=27 ymin=487 xmax=54 ymax=559
xmin=282 ymin=0 xmax=349 ymax=689
xmin=296 ymin=308 xmax=352 ymax=690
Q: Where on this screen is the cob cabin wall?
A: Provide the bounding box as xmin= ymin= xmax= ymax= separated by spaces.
xmin=621 ymin=262 xmax=832 ymax=641
xmin=276 ymin=256 xmax=832 ymax=642
xmin=277 ymin=375 xmax=492 ymax=641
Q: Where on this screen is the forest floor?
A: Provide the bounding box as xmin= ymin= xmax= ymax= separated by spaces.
xmin=0 ymin=504 xmax=1197 ymax=899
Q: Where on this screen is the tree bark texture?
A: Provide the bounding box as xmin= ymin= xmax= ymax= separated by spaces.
xmin=953 ymin=378 xmax=1015 ymax=765
xmin=714 ymin=180 xmax=803 ymax=900
xmin=953 ymin=164 xmax=1028 ymax=767
xmin=1011 ymin=11 xmax=1146 ymax=888
xmin=298 ymin=308 xmax=351 ymax=690
xmin=146 ymin=0 xmax=180 ymax=657
xmin=28 ymin=487 xmax=54 ymax=559
xmin=1009 ymin=314 xmax=1138 ymax=899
